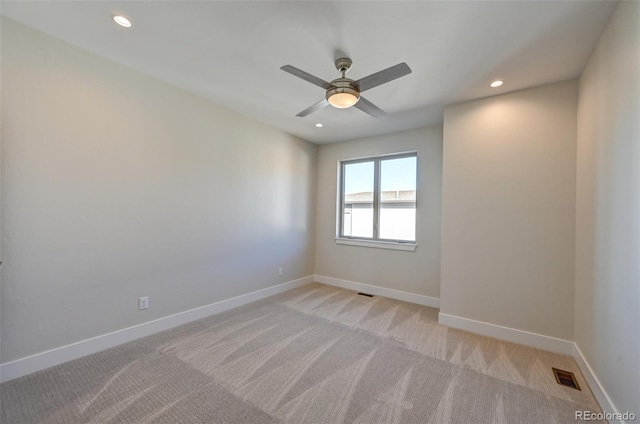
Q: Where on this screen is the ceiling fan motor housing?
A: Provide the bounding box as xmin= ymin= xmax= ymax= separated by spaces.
xmin=326 ymin=78 xmax=360 ymax=108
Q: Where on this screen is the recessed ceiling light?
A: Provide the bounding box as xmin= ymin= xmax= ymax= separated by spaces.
xmin=490 ymin=80 xmax=504 ymax=88
xmin=113 ymin=15 xmax=132 ymax=28
xmin=315 ymin=123 xmax=323 ymax=128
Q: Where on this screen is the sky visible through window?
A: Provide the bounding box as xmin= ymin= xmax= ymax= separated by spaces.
xmin=344 ymin=157 xmax=416 ymax=195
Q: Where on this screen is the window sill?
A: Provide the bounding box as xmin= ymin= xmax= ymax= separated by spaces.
xmin=335 ymin=238 xmax=417 ymax=251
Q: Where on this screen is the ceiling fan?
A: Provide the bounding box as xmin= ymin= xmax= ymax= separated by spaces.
xmin=280 ymin=58 xmax=411 ymax=118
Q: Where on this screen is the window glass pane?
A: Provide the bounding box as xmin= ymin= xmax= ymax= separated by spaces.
xmin=379 ymin=156 xmax=417 ymax=241
xmin=342 ymin=161 xmax=374 ymax=238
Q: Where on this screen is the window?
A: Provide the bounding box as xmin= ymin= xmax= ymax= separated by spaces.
xmin=339 ymin=152 xmax=417 ymax=245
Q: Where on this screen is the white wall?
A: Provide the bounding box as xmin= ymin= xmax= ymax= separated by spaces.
xmin=315 ymin=126 xmax=442 ymax=298
xmin=441 ymin=80 xmax=577 ymax=341
xmin=0 ymin=6 xmax=3 ymax=365
xmin=0 ymin=18 xmax=316 ymax=362
xmin=575 ymin=0 xmax=640 ymax=416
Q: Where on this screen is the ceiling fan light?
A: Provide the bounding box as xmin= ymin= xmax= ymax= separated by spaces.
xmin=326 ymin=87 xmax=360 ymax=109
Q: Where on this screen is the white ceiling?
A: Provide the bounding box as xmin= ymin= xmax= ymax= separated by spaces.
xmin=2 ymin=1 xmax=617 ymax=144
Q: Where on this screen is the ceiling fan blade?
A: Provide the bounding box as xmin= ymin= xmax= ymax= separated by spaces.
xmin=296 ymin=99 xmax=330 ymax=117
xmin=352 ymin=62 xmax=412 ymax=93
xmin=354 ymin=96 xmax=388 ymax=118
xmin=281 ymin=65 xmax=333 ymax=90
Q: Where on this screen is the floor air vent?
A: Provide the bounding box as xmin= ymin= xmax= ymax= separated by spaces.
xmin=357 ymin=292 xmax=374 ymax=297
xmin=552 ymin=368 xmax=581 ymax=390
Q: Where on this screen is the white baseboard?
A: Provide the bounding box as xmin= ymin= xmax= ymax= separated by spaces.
xmin=572 ymin=343 xmax=625 ymax=423
xmin=0 ymin=276 xmax=314 ymax=383
xmin=314 ymin=274 xmax=440 ymax=308
xmin=438 ymin=312 xmax=574 ymax=355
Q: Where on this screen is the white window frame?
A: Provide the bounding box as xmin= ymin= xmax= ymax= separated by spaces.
xmin=336 ymin=152 xmax=417 ymax=251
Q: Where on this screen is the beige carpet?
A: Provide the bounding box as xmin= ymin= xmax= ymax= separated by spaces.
xmin=1 ymin=283 xmax=603 ymax=423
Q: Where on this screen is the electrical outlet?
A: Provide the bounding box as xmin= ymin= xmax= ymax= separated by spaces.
xmin=278 ymin=267 xmax=283 ymax=276
xmin=139 ymin=296 xmax=149 ymax=310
